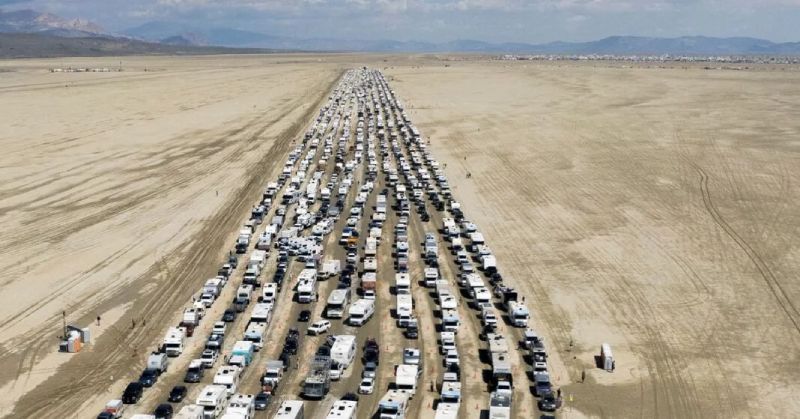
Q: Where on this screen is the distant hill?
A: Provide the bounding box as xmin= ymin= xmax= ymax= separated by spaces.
xmin=0 ymin=8 xmax=105 ymax=36
xmin=0 ymin=32 xmax=284 ymax=58
xmin=123 ymin=21 xmax=800 ymax=54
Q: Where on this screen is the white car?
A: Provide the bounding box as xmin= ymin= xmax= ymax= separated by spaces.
xmin=440 ymin=332 xmax=456 ymax=354
xmin=307 ymin=320 xmax=331 ymax=335
xmin=359 ymin=377 xmax=375 ymax=394
xmin=346 ymin=216 xmax=360 ymax=227
xmin=444 ymin=349 xmax=460 ymax=368
xmin=363 ymin=289 xmax=376 ymax=300
xmin=212 ymin=321 xmax=226 ymax=335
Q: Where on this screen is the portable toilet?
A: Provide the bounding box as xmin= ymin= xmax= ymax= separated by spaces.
xmin=601 ymin=343 xmax=614 ymax=371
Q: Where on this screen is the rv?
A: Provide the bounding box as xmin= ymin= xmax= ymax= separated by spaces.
xmin=488 ymin=392 xmax=511 ymax=419
xmin=261 ymin=283 xmax=278 ymax=304
xmin=348 ymin=299 xmax=375 ymax=326
xmin=244 ymin=322 xmax=268 ymax=351
xmin=487 ymin=334 xmax=510 ymax=354
xmin=365 ymin=237 xmax=378 ymax=256
xmin=296 ymin=269 xmax=318 ymax=303
xmin=213 ymin=366 xmax=241 ymax=396
xmin=325 ymin=400 xmax=357 ymax=419
xmin=508 ymin=301 xmax=530 ymax=327
xmin=302 ymin=355 xmax=331 ymax=399
xmin=330 ymin=335 xmax=357 ymax=370
xmin=196 ymin=385 xmax=227 ymax=419
xmin=326 ymin=288 xmax=351 ymax=319
xmin=174 ymin=405 xmax=204 ymax=419
xmin=395 ymin=364 xmax=419 ymax=396
xmin=396 ymin=294 xmax=414 ymax=327
xmin=491 ymin=352 xmax=513 ymax=385
xmin=360 ymin=272 xmax=377 ymax=293
xmin=319 ymin=259 xmax=341 ymax=279
xmin=274 ymin=400 xmax=304 ymax=419
xmin=224 ymin=394 xmax=255 ymax=419
xmin=441 ymin=309 xmax=460 ymax=333
xmin=395 ymin=273 xmax=411 ymax=295
xmin=378 ymin=390 xmax=410 ymax=419
xmin=434 ymin=381 xmax=461 ymax=419
xmin=250 ymin=303 xmax=273 ymax=324
xmin=163 ymin=327 xmax=185 ymax=357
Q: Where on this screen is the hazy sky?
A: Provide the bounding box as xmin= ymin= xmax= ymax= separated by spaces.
xmin=7 ymin=0 xmax=800 ymax=42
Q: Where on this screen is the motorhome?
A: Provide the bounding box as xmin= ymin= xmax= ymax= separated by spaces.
xmin=395 ymin=364 xmax=419 ymax=396
xmin=330 ymin=335 xmax=357 ymax=371
xmin=326 ymin=288 xmax=351 ymax=318
xmin=348 ymin=299 xmax=375 ymax=326
xmin=296 ymin=269 xmax=318 ymax=303
xmin=319 ymin=259 xmax=341 ymax=279
xmin=225 ymin=394 xmax=255 ymax=419
xmin=396 ymin=294 xmax=414 ymax=327
xmin=174 ymin=405 xmax=204 ymax=419
xmin=274 ymin=400 xmax=304 ymax=419
xmin=441 ymin=309 xmax=460 ymax=333
xmin=244 ymin=322 xmax=268 ymax=351
xmin=378 ymin=390 xmax=410 ymax=419
xmin=163 ymin=327 xmax=185 ymax=357
xmin=424 ymin=268 xmax=439 ymax=288
xmin=213 ymin=366 xmax=241 ymax=396
xmin=508 ymin=301 xmax=530 ymax=327
xmin=325 ymin=400 xmax=356 ymax=419
xmin=488 ymin=392 xmax=511 ymax=419
xmin=365 ymin=237 xmax=378 ymax=256
xmin=395 ymin=273 xmax=411 ymax=294
xmin=250 ymin=303 xmax=273 ymax=324
xmin=196 ymin=385 xmax=227 ymax=419
xmin=261 ymin=283 xmax=278 ymax=304
xmin=491 ymin=352 xmax=513 ymax=385
xmin=360 ymin=272 xmax=377 ymax=292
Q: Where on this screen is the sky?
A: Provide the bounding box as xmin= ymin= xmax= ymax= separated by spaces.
xmin=5 ymin=0 xmax=800 ymax=43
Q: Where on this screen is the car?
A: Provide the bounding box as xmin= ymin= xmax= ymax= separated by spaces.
xmin=168 ymin=385 xmax=187 ymax=402
xmin=298 ymin=310 xmax=311 ymax=322
xmin=362 ymin=361 xmax=378 ymax=379
xmin=222 ymin=309 xmax=237 ymax=322
xmin=138 ymin=369 xmax=159 ymax=387
xmin=200 ymin=349 xmax=218 ymax=368
xmin=359 ymin=377 xmax=375 ymax=394
xmin=538 ymin=390 xmax=560 ymax=412
xmin=183 ymin=363 xmax=204 ymax=383
xmin=444 ymin=350 xmax=460 ymax=368
xmin=254 ymin=392 xmax=271 ymax=410
xmin=341 ymin=392 xmax=360 ymax=402
xmin=420 ymin=213 xmax=430 ymax=222
xmin=403 ymin=348 xmax=421 ymax=365
xmin=363 ymin=289 xmax=376 ymax=300
xmin=153 ymin=403 xmax=174 ymax=419
xmin=122 ymin=382 xmax=144 ymax=404
xmin=307 ymin=320 xmax=331 ymax=335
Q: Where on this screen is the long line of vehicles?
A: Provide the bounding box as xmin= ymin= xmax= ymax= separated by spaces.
xmin=100 ymin=68 xmax=559 ymax=419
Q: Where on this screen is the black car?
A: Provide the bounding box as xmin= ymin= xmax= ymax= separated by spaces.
xmin=122 ymin=382 xmax=144 ymax=404
xmin=168 ymin=385 xmax=187 ymax=402
xmin=138 ymin=369 xmax=159 ymax=387
xmin=538 ymin=391 xmax=560 ymax=412
xmin=254 ymin=392 xmax=271 ymax=410
xmin=222 ymin=309 xmax=237 ymax=322
xmin=153 ymin=403 xmax=174 ymax=419
xmin=341 ymin=392 xmax=360 ymax=402
xmin=298 ymin=310 xmax=311 ymax=322
xmin=227 ymin=253 xmax=238 ymax=268
xmin=420 ymin=213 xmax=430 ymax=222
xmin=404 ymin=324 xmax=419 ymax=339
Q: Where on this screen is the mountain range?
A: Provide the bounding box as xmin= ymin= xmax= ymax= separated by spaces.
xmin=3 ymin=8 xmax=800 ymax=56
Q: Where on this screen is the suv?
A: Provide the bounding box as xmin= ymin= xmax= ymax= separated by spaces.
xmin=121 ymin=382 xmax=143 ymax=404
xmin=153 ymin=403 xmax=173 ymax=419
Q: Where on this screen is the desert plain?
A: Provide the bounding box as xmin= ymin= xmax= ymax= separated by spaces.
xmin=0 ymin=54 xmax=798 ymax=418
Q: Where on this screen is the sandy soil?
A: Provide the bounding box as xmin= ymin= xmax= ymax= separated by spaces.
xmin=0 ymin=54 xmax=342 ymax=417
xmin=385 ymin=60 xmax=800 ymax=418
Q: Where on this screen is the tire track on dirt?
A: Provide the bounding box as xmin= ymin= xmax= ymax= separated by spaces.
xmin=8 ymin=70 xmax=343 ymax=419
xmin=688 ymin=161 xmax=800 ymax=335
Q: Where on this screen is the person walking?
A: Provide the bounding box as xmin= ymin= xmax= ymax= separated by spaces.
xmin=96 ymin=315 xmax=101 ymax=326
xmin=581 ymin=369 xmax=586 ymax=383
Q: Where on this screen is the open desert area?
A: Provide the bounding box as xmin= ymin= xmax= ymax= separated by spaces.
xmin=0 ymin=54 xmax=798 ymax=419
